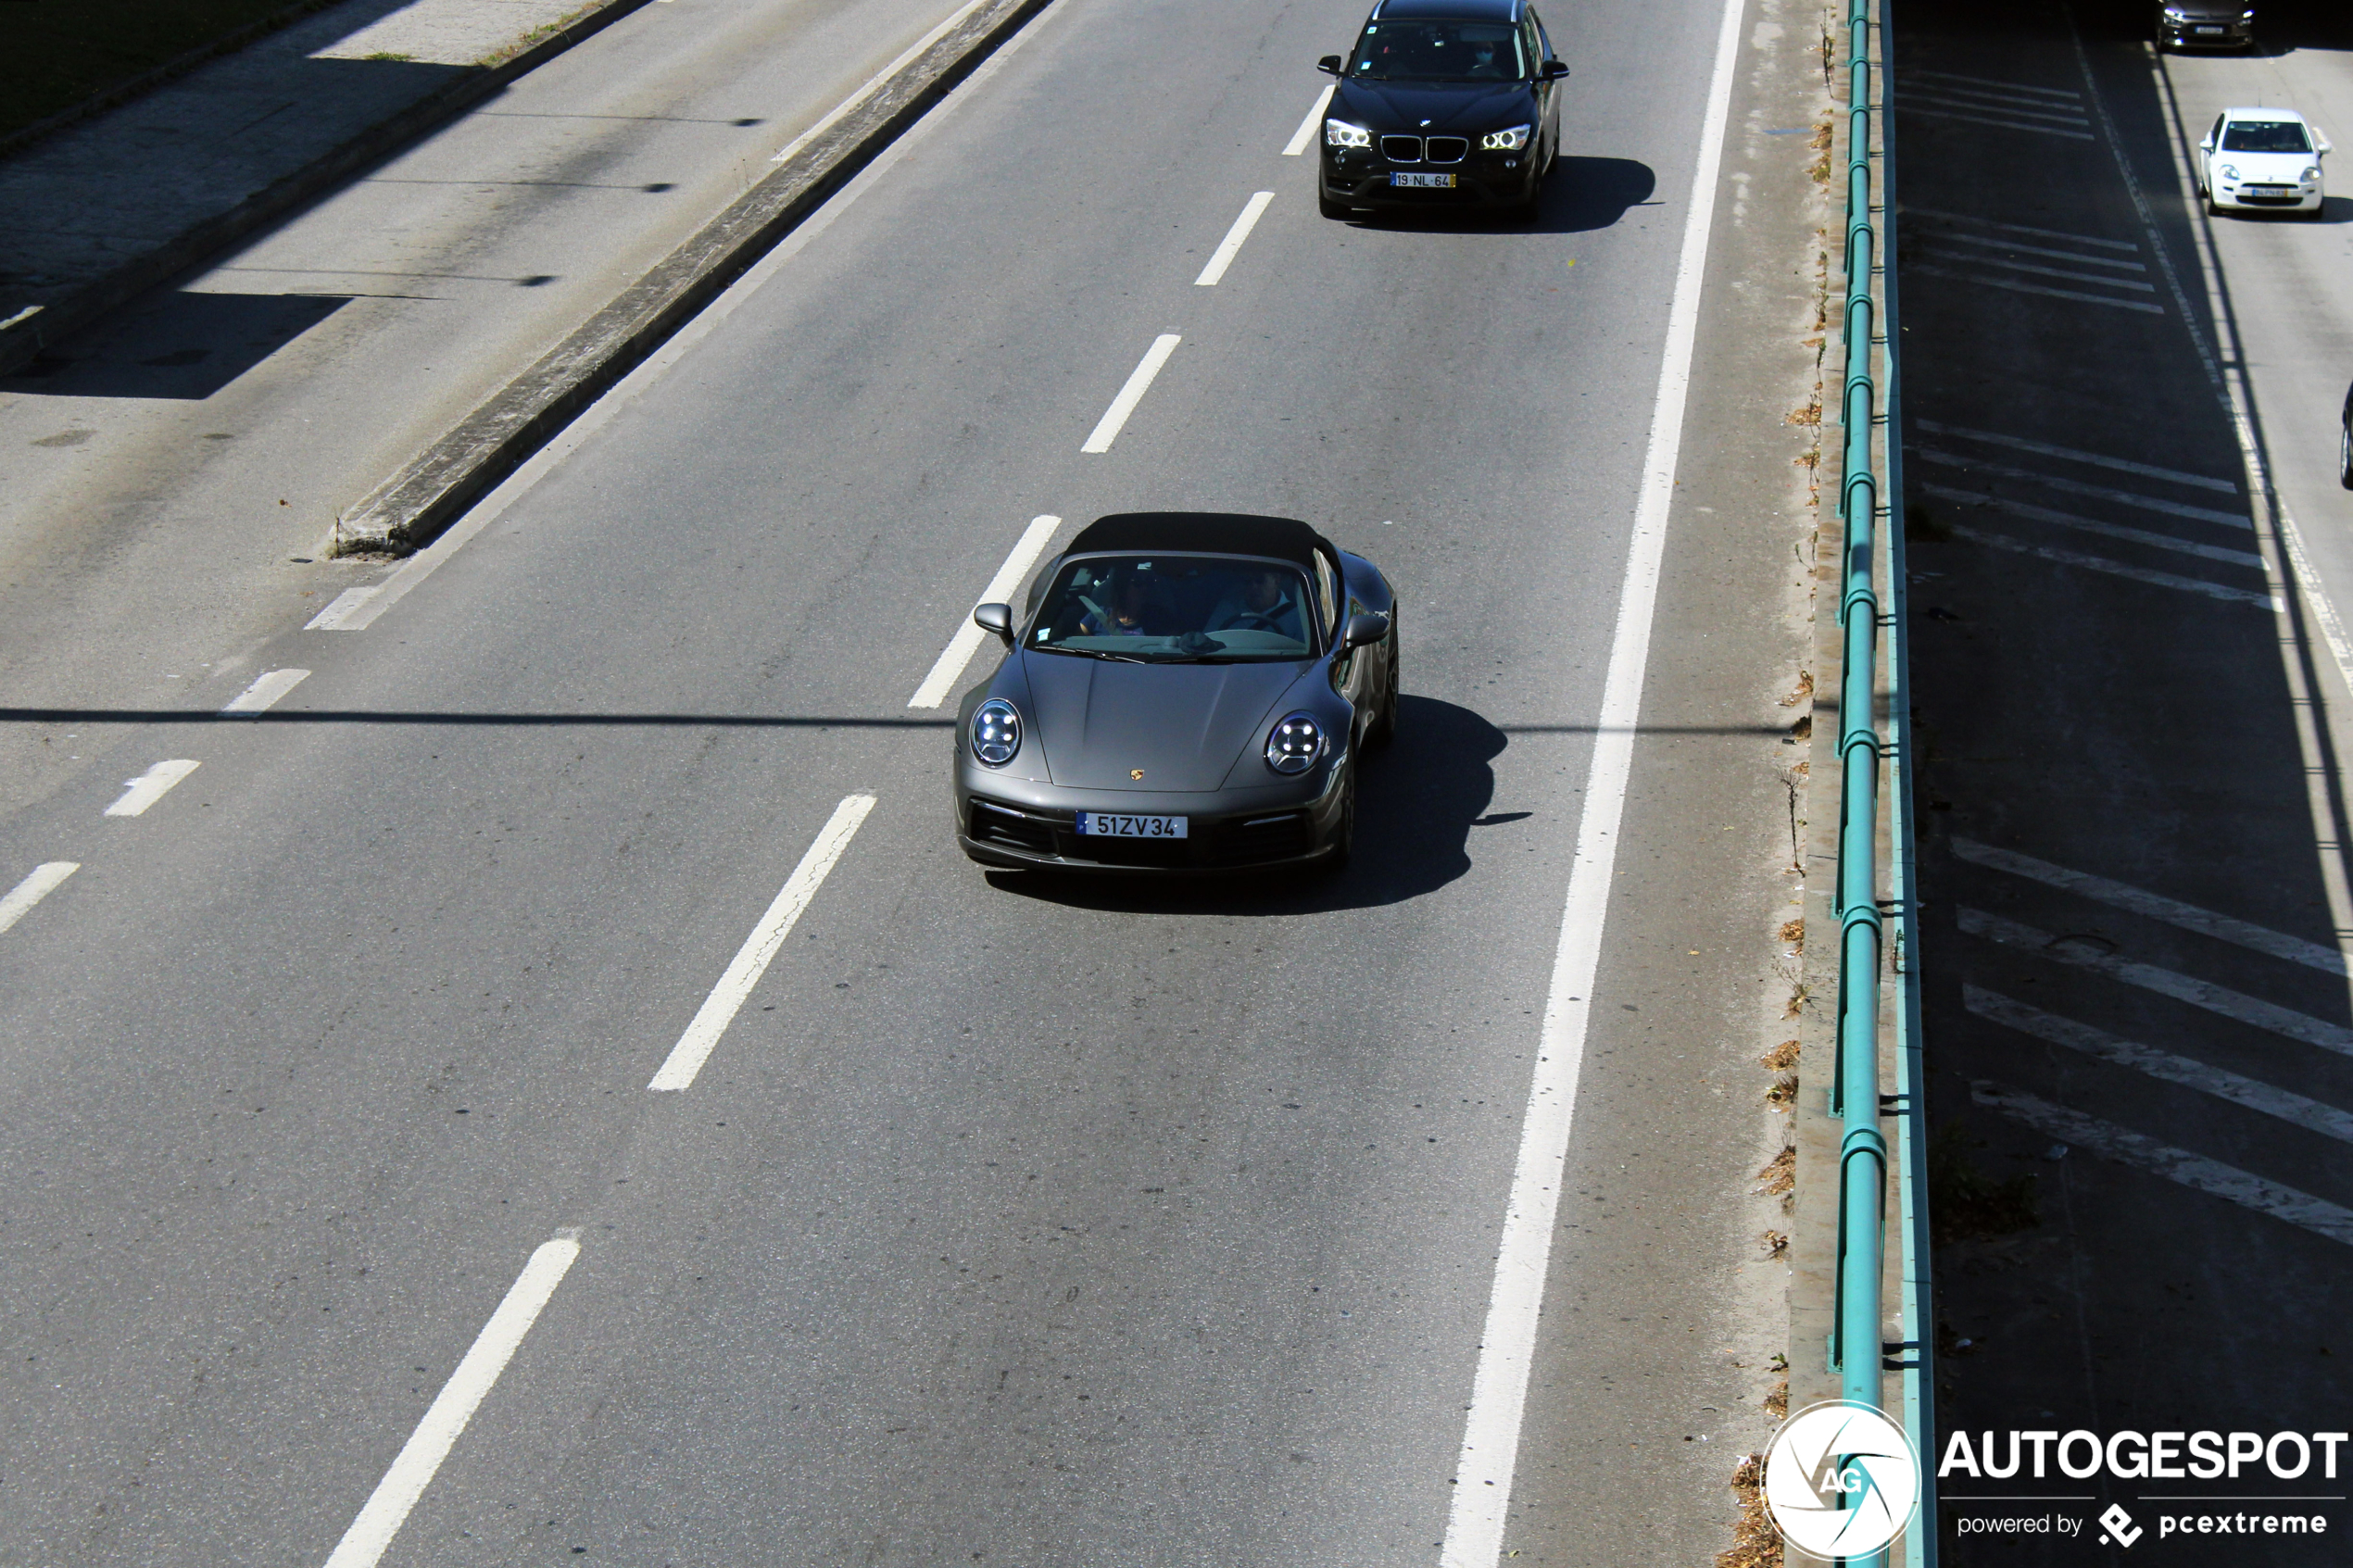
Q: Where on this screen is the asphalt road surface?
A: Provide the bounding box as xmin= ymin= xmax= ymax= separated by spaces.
xmin=0 ymin=0 xmax=1831 ymax=1560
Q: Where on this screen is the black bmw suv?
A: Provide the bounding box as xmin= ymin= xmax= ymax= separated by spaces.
xmin=1316 ymin=0 xmax=1567 ymax=220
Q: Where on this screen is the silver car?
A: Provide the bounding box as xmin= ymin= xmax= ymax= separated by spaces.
xmin=952 ymin=513 xmax=1399 ymax=874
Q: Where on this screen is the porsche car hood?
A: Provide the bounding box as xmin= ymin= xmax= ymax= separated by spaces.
xmin=1332 ymin=78 xmax=1536 ymax=137
xmin=1020 ymin=653 xmax=1306 ymax=791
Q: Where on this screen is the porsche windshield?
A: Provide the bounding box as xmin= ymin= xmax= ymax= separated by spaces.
xmin=2221 ymin=120 xmax=2312 ymax=153
xmin=1027 ymin=555 xmax=1320 ymax=662
xmin=1348 ymin=19 xmax=1529 ymax=82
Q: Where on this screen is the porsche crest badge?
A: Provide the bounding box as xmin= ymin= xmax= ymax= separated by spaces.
xmin=1130 ymin=769 xmax=1145 ymax=780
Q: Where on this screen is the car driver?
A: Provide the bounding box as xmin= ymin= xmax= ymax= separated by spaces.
xmin=1210 ymin=569 xmax=1307 ymax=642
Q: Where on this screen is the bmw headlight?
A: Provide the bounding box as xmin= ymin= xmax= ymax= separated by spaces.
xmin=1481 ymin=123 xmax=1532 ymax=151
xmin=1325 ymin=119 xmax=1372 ymax=149
xmin=971 ymin=699 xmax=1021 ymax=766
xmin=1265 ymin=712 xmax=1326 ymax=774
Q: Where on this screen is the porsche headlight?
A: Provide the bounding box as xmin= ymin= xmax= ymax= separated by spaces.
xmin=1265 ymin=712 xmax=1326 ymax=774
xmin=1481 ymin=123 xmax=1532 ymax=151
xmin=1325 ymin=119 xmax=1372 ymax=149
xmin=971 ymin=699 xmax=1021 ymax=766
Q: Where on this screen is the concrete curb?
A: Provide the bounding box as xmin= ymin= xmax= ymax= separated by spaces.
xmin=0 ymin=0 xmax=663 ymax=379
xmin=331 ymin=0 xmax=1051 ymax=557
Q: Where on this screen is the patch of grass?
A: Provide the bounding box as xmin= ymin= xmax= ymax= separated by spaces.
xmin=1 ymin=0 xmax=321 ymax=144
xmin=1929 ymin=1122 xmax=2040 ymax=1244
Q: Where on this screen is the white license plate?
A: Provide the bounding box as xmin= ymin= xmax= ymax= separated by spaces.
xmin=1076 ymin=812 xmax=1188 ymax=839
xmin=2194 ymin=23 xmax=2223 ymax=31
xmin=1392 ymin=171 xmax=1456 ymax=188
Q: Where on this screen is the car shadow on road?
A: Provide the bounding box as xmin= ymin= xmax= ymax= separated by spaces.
xmin=983 ymin=694 xmax=1504 ymax=916
xmin=1340 ymin=156 xmax=1656 ymax=235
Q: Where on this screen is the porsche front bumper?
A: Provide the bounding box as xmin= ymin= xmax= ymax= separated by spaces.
xmin=953 ymin=764 xmax=1350 ymax=873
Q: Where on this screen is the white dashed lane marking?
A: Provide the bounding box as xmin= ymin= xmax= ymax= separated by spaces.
xmin=222 ymin=668 xmax=311 ymax=715
xmin=1079 ymin=334 xmax=1181 ymax=455
xmin=648 ymin=793 xmax=876 ymax=1091
xmin=909 ymin=515 xmax=1062 ymax=709
xmin=105 ymin=759 xmax=200 ymax=818
xmin=321 ymin=1236 xmax=581 ymax=1568
xmin=0 ymin=862 xmax=78 ymax=935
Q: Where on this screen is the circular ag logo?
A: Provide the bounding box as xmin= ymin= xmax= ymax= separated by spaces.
xmin=1763 ymin=1400 xmax=1921 ymax=1559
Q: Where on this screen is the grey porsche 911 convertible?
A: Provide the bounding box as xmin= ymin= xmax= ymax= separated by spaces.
xmin=953 ymin=512 xmax=1398 ymax=873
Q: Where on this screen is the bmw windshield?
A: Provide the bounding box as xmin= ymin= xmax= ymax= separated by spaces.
xmin=1347 ymin=18 xmax=1529 ymax=82
xmin=1026 ymin=555 xmax=1321 ymax=662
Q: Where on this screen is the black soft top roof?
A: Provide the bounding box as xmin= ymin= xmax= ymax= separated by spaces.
xmin=1064 ymin=512 xmax=1332 ymax=570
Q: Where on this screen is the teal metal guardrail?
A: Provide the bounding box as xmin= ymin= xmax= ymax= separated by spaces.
xmin=1831 ymin=1 xmax=1936 ymax=1562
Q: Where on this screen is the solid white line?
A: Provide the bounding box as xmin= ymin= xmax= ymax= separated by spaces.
xmin=1965 ymin=986 xmax=2353 ymax=1145
xmin=1913 ymin=419 xmax=2238 ymax=492
xmin=1931 ymin=232 xmax=2145 ymax=270
xmin=909 ymin=515 xmax=1062 ymax=708
xmin=1969 ymin=1082 xmax=2353 ymax=1248
xmin=1957 ymin=906 xmax=2353 ymax=1056
xmin=648 ymin=793 xmax=876 ymax=1091
xmin=1901 ymin=207 xmax=2139 ymax=249
xmin=1079 ymin=334 xmax=1180 ymax=454
xmin=1910 ymin=265 xmax=2163 ymax=313
xmin=1194 ymin=192 xmax=1275 ymax=286
xmin=0 ymin=862 xmax=78 ymax=935
xmin=1897 ymin=106 xmax=2095 ymax=142
xmin=321 ymin=1236 xmax=581 ymax=1568
xmin=1915 ymin=448 xmax=2250 ymax=526
xmin=1907 ymin=69 xmax=2082 ymax=101
xmin=105 ymin=759 xmax=200 ymax=818
xmin=1282 ymin=83 xmax=1336 ymax=156
xmin=766 ymin=0 xmax=999 ymax=163
xmin=1946 ymin=525 xmax=2278 ymax=608
xmin=1952 ymin=838 xmax=2346 ymax=974
xmin=1919 ymin=484 xmax=2262 ymax=569
xmin=1440 ymin=0 xmax=1744 ymax=1561
xmin=221 ymin=668 xmax=311 ymax=715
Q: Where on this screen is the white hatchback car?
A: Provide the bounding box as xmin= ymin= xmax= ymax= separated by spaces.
xmin=2198 ymin=107 xmax=2331 ymax=219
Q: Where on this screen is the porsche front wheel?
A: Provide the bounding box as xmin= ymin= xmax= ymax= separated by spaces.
xmin=1365 ymin=632 xmax=1400 ymax=748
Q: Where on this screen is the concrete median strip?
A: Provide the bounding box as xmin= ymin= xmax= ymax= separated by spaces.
xmin=330 ymin=0 xmax=1053 ymax=557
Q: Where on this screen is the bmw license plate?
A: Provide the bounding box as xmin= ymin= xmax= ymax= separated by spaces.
xmin=1392 ymin=171 xmax=1456 ymax=188
xmin=1076 ymin=812 xmax=1187 ymax=838
xmin=2193 ymin=23 xmax=2222 ymax=31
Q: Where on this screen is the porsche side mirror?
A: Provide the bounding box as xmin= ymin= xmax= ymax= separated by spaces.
xmin=974 ymin=602 xmax=1014 ymax=646
xmin=1316 ymin=54 xmax=1344 ymax=76
xmin=1341 ymin=610 xmax=1392 ymax=651
xmin=1540 ymin=58 xmax=1569 ymax=80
